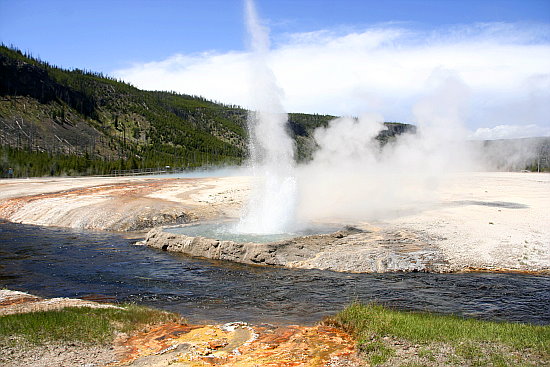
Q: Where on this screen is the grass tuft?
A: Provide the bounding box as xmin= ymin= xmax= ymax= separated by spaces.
xmin=359 ymin=339 xmax=395 ymax=365
xmin=0 ymin=304 xmax=183 ymax=346
xmin=326 ymin=302 xmax=550 ymax=366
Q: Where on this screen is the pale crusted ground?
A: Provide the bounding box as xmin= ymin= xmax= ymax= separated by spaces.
xmin=0 ymin=290 xmax=121 ymax=316
xmin=0 ymin=175 xmax=250 ymax=231
xmin=0 ymin=340 xmax=118 ymax=367
xmin=0 ymin=172 xmax=548 ymax=272
xmin=0 ymin=290 xmax=120 ymax=367
xmin=382 ymin=172 xmax=550 ymax=272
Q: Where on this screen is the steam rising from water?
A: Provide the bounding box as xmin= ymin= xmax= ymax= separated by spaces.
xmin=236 ymin=0 xmax=298 ymax=234
xmin=237 ymin=1 xmax=476 ymax=233
xmin=297 ymin=72 xmax=475 ymax=223
xmin=236 ymin=1 xmax=545 ymax=233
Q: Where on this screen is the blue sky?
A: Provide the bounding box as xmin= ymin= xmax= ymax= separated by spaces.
xmin=1 ymin=0 xmax=550 ymax=138
xmin=1 ymin=0 xmax=548 ymax=73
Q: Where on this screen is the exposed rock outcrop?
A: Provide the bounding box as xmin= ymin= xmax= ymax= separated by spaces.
xmin=145 ymin=225 xmax=449 ymax=273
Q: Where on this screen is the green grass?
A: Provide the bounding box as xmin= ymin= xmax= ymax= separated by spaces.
xmin=327 ymin=303 xmax=550 ymax=366
xmin=359 ymin=339 xmax=395 ymax=365
xmin=0 ymin=304 xmax=183 ymax=345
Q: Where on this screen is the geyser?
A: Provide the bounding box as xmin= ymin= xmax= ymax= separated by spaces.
xmin=171 ymin=3 xmax=480 ymax=242
xmin=235 ymin=0 xmax=298 ymax=235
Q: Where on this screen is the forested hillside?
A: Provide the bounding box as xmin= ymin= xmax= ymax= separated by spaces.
xmin=0 ymin=44 xmax=252 ymax=177
xmin=0 ymin=45 xmax=415 ymax=177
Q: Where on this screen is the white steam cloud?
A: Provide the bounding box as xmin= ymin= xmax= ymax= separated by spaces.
xmin=113 ymin=10 xmax=548 ymax=228
xmin=296 ymin=72 xmax=476 ymax=224
xmin=113 ymin=22 xmax=550 ymax=138
xmin=470 ymin=124 xmax=550 ymax=140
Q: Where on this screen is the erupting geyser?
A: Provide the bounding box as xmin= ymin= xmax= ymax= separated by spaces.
xmin=235 ymin=0 xmax=298 ymax=235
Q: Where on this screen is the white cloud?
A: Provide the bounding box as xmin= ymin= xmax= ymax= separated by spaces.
xmin=470 ymin=124 xmax=550 ymax=140
xmin=113 ymin=23 xmax=550 ymax=138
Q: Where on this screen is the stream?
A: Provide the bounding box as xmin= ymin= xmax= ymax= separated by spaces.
xmin=1 ymin=221 xmax=548 ymax=325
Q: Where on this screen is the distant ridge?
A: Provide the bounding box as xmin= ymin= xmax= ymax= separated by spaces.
xmin=0 ymin=44 xmax=415 ymax=177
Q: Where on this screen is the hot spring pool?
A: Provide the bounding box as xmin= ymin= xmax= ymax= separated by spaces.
xmin=163 ymin=221 xmax=343 ymax=243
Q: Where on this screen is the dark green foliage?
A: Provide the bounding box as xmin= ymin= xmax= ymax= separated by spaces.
xmin=0 ymin=145 xmax=240 ymax=177
xmin=0 ymin=44 xmax=248 ymax=175
xmin=287 ymin=113 xmax=335 ymax=161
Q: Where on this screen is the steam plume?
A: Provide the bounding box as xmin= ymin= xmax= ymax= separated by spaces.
xmin=236 ymin=0 xmax=297 ymax=234
xmin=296 ymin=71 xmax=475 ymax=224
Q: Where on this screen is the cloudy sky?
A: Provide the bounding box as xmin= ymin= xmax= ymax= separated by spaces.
xmin=1 ymin=0 xmax=549 ymax=139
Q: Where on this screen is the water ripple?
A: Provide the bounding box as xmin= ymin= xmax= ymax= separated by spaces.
xmin=0 ymin=222 xmax=548 ymax=325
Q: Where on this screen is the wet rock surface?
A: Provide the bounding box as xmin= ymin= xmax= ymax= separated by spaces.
xmin=0 ymin=289 xmax=121 ymax=316
xmin=145 ymin=225 xmax=449 ymax=273
xmin=112 ymin=322 xmax=361 ymax=367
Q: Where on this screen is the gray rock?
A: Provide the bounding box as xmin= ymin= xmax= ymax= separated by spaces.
xmin=145 ymin=225 xmax=449 ymax=273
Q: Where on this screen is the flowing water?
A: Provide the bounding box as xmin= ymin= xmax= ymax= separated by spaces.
xmin=1 ymin=221 xmax=549 ymax=325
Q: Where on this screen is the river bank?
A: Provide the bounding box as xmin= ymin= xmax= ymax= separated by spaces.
xmin=0 ymin=171 xmax=548 ymax=274
xmin=2 ymin=289 xmax=548 ymax=367
xmin=3 ymin=220 xmax=548 ymax=327
xmin=0 ymin=290 xmax=361 ymax=367
xmin=145 ymin=205 xmax=550 ymax=273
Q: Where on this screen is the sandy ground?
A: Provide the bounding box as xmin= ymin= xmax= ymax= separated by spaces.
xmin=0 ymin=172 xmax=548 ymax=272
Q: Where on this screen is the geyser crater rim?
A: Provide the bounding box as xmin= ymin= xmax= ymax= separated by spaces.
xmin=162 ymin=220 xmax=349 ymax=244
